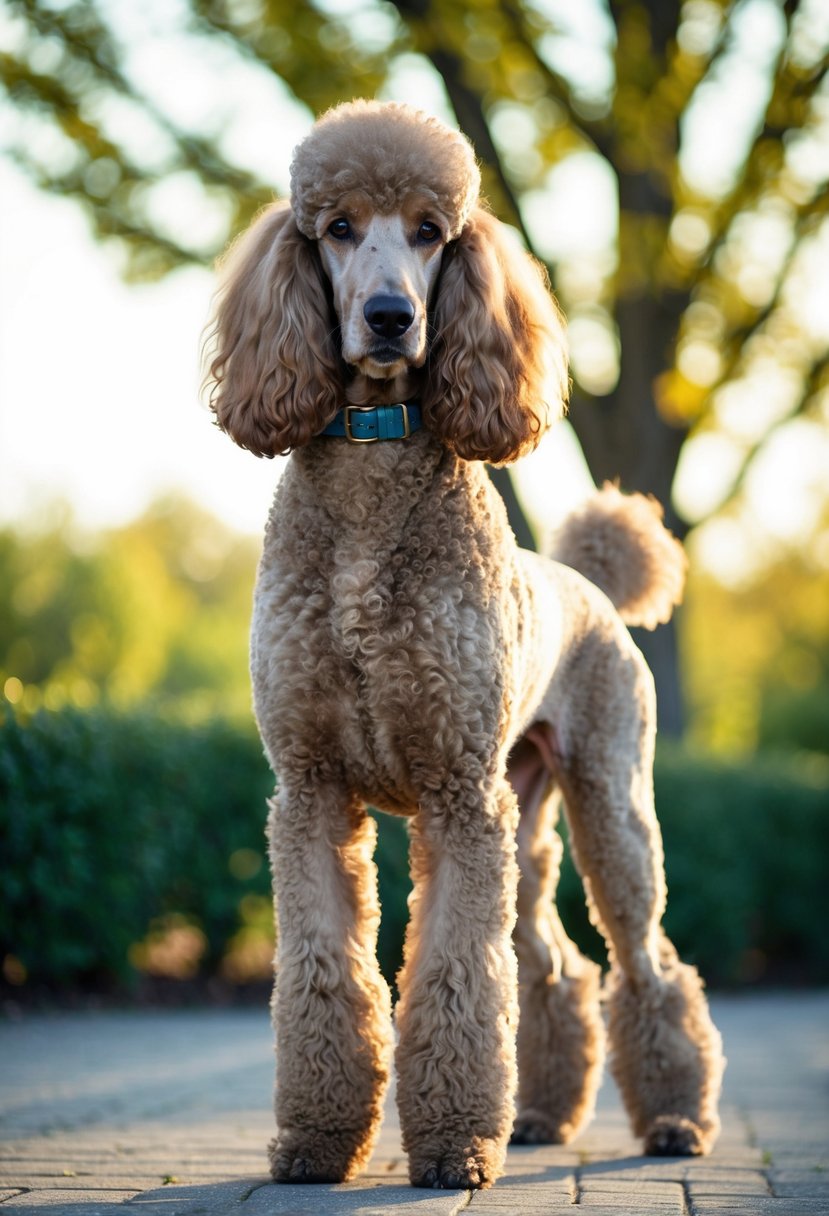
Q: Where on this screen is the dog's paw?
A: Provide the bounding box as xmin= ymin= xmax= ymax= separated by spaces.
xmin=409 ymin=1136 xmax=503 ymax=1190
xmin=643 ymin=1114 xmax=707 ymax=1157
xmin=510 ymin=1110 xmax=570 ymax=1145
xmin=268 ymin=1128 xmax=368 ymax=1184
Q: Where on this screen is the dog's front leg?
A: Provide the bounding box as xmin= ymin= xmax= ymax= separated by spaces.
xmin=395 ymin=779 xmax=519 ymax=1190
xmin=266 ymin=781 xmax=393 ymax=1184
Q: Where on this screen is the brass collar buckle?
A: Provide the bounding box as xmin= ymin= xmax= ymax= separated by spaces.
xmin=343 ymin=403 xmax=412 ymax=444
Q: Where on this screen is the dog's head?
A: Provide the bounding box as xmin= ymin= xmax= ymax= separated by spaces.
xmin=206 ymin=100 xmax=568 ymax=464
xmin=289 ymin=101 xmax=478 ymax=383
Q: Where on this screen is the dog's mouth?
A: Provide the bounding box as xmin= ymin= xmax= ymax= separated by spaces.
xmin=367 ymin=343 xmax=407 ymax=365
xmin=352 ymin=342 xmax=423 ymax=379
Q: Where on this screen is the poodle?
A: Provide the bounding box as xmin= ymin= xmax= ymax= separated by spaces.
xmin=205 ymin=99 xmax=724 ymax=1191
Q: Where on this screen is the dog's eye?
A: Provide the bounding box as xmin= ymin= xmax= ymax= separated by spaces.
xmin=417 ymin=221 xmax=441 ymax=243
xmin=328 ymin=218 xmax=351 ymax=240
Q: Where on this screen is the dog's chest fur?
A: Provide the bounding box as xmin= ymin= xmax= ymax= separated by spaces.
xmin=251 ymin=434 xmax=533 ymax=812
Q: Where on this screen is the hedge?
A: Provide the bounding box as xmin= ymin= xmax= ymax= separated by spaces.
xmin=1 ymin=704 xmax=828 ymax=995
xmin=0 ymin=704 xmax=408 ymax=993
xmin=559 ymin=744 xmax=829 ymax=986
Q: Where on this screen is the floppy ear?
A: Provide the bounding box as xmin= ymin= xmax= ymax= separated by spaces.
xmin=205 ymin=201 xmax=342 ymax=456
xmin=422 ymin=207 xmax=569 ymax=465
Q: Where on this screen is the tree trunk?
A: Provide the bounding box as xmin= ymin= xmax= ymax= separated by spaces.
xmin=393 ymin=0 xmax=691 ymax=735
xmin=566 ymin=165 xmax=691 ymax=737
xmin=487 ymin=466 xmax=537 ymax=551
xmin=629 ymin=620 xmax=685 ymax=739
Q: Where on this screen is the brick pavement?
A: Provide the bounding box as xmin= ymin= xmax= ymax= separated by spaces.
xmin=0 ymin=993 xmax=826 ymax=1214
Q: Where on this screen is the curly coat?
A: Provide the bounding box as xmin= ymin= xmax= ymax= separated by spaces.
xmin=206 ymin=99 xmax=724 ymax=1191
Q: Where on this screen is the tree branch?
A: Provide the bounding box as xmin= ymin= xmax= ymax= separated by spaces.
xmin=10 ymin=0 xmax=271 ymax=197
xmin=679 ymin=3 xmax=821 ymax=274
xmin=389 ymin=0 xmax=536 ymax=245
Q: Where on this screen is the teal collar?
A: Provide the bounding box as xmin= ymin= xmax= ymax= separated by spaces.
xmin=321 ymin=401 xmax=422 ymax=444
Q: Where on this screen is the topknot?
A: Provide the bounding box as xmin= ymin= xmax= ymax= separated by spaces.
xmin=289 ymin=100 xmax=481 ymax=240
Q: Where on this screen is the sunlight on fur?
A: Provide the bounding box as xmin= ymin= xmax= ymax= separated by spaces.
xmin=204 ymin=98 xmax=724 ymax=1191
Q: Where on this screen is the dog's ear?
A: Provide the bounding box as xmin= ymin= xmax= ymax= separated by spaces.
xmin=205 ymin=201 xmax=342 ymax=456
xmin=422 ymin=207 xmax=569 ymax=465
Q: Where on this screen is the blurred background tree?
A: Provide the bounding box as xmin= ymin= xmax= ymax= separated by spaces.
xmin=1 ymin=0 xmax=828 ymax=733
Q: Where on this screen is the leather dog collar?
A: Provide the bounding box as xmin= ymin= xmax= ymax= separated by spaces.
xmin=321 ymin=401 xmax=422 ymax=444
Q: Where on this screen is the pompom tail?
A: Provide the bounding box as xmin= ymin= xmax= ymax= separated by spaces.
xmin=552 ymin=484 xmax=687 ymax=629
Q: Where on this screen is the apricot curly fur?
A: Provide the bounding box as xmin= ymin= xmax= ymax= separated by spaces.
xmin=290 ymin=99 xmax=480 ymax=241
xmin=552 ymin=483 xmax=687 ymax=628
xmin=205 ymin=99 xmax=724 ymax=1190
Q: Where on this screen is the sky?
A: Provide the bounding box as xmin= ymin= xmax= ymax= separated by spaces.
xmin=0 ymin=159 xmax=283 ymax=536
xmin=1 ymin=0 xmax=828 ymax=583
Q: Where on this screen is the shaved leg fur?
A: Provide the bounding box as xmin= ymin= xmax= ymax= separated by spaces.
xmin=556 ymin=637 xmax=724 ymax=1156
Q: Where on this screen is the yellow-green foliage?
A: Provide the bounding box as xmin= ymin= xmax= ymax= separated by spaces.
xmin=684 ymin=559 xmax=829 ymax=756
xmin=0 ymin=498 xmax=258 ymax=719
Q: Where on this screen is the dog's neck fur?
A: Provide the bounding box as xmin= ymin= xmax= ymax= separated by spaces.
xmin=295 ymin=424 xmax=451 ymax=532
xmin=293 ymin=364 xmax=455 ymax=533
xmin=342 ymin=368 xmax=423 ymax=407
xmin=291 ymin=352 xmax=458 ymax=533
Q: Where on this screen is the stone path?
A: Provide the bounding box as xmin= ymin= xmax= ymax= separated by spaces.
xmin=0 ymin=993 xmax=827 ymax=1214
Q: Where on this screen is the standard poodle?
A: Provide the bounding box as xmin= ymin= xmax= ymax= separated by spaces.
xmin=206 ymin=99 xmax=724 ymax=1191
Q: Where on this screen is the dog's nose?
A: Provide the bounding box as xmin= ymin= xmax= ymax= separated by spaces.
xmin=363 ymin=294 xmax=415 ymax=338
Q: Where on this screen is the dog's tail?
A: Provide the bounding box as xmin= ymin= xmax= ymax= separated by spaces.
xmin=551 ymin=483 xmax=687 ymax=629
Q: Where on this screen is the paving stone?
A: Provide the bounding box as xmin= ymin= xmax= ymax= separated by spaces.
xmin=0 ymin=1165 xmax=254 ymax=1183
xmin=0 ymin=1191 xmax=140 ymax=1210
xmin=470 ymin=1192 xmax=574 ymax=1210
xmin=562 ymin=1208 xmax=679 ymax=1216
xmin=681 ymin=1167 xmax=768 ymax=1183
xmin=703 ymin=1139 xmax=761 ymax=1160
xmin=1 ymin=996 xmax=828 ymax=1212
xmin=242 ymin=1177 xmax=472 ymax=1215
xmin=0 ymin=1181 xmax=158 ymax=1193
xmin=688 ymin=1198 xmax=822 ymax=1214
xmin=579 ymin=1161 xmax=686 ymax=1183
xmin=768 ymin=1169 xmax=829 ymax=1199
xmin=764 ymin=1150 xmax=829 ymax=1171
xmin=465 ymin=1169 xmax=575 ymax=1207
xmin=580 ymin=1177 xmax=683 ymax=1201
xmin=680 ymin=1177 xmax=773 ymax=1196
xmin=561 ymin=1210 xmax=663 ymax=1216
xmin=127 ymin=1178 xmax=266 ymax=1211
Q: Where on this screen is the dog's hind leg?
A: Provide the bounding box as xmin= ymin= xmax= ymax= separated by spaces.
xmin=557 ymin=636 xmax=724 ymax=1157
xmin=508 ymin=733 xmax=605 ymax=1145
xmin=266 ymin=781 xmax=393 ymax=1184
xmin=394 ymin=779 xmax=519 ymax=1190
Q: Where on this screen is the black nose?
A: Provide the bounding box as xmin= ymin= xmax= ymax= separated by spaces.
xmin=363 ymin=294 xmax=415 ymax=338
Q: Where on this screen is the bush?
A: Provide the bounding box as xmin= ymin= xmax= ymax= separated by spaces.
xmin=758 ymin=684 xmax=829 ymax=756
xmin=0 ymin=704 xmax=272 ymax=990
xmin=0 ymin=703 xmax=409 ymax=995
xmin=2 ymin=705 xmax=827 ymax=995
